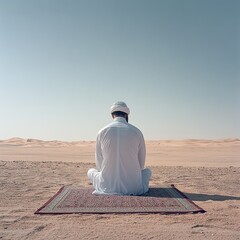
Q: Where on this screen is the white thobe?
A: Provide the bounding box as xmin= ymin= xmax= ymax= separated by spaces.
xmin=87 ymin=117 xmax=151 ymax=195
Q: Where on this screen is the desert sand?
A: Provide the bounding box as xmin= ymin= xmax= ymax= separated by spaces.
xmin=0 ymin=138 xmax=239 ymax=240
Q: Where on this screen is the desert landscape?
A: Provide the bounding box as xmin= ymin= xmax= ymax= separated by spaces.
xmin=0 ymin=138 xmax=239 ymax=239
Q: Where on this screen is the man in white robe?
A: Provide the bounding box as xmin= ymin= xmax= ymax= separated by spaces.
xmin=87 ymin=101 xmax=152 ymax=195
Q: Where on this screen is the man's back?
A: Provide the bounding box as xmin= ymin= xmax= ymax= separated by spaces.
xmin=94 ymin=117 xmax=146 ymax=195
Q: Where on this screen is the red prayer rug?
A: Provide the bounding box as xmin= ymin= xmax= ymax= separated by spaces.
xmin=35 ymin=185 xmax=205 ymax=214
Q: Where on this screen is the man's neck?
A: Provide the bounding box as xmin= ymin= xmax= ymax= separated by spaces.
xmin=113 ymin=116 xmax=128 ymax=123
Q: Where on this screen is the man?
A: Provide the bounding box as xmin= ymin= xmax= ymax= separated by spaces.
xmin=87 ymin=101 xmax=152 ymax=195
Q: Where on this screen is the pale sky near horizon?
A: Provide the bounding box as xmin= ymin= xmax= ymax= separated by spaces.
xmin=0 ymin=0 xmax=239 ymax=141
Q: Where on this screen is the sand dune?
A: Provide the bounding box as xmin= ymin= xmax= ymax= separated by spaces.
xmin=1 ymin=137 xmax=240 ymax=147
xmin=0 ymin=138 xmax=239 ymax=167
xmin=0 ymin=137 xmax=94 ymax=147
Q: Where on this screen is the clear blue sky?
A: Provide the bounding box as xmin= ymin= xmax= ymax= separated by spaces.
xmin=0 ymin=0 xmax=239 ymax=141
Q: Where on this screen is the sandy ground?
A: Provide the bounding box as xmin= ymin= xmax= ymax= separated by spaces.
xmin=0 ymin=138 xmax=240 ymax=240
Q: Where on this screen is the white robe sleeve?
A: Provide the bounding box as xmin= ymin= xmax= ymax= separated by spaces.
xmin=138 ymin=134 xmax=146 ymax=170
xmin=95 ymin=134 xmax=103 ymax=171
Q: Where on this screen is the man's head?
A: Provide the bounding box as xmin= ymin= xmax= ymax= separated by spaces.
xmin=110 ymin=101 xmax=130 ymax=122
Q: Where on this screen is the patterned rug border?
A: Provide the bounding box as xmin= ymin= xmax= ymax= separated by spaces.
xmin=35 ymin=185 xmax=206 ymax=215
xmin=169 ymin=184 xmax=205 ymax=213
xmin=35 ymin=186 xmax=66 ymax=214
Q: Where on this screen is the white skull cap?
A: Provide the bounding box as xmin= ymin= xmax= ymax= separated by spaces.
xmin=110 ymin=101 xmax=130 ymax=115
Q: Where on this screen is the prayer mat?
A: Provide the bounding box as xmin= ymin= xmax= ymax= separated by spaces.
xmin=35 ymin=185 xmax=205 ymax=214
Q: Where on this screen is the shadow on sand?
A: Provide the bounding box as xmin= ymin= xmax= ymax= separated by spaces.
xmin=183 ymin=192 xmax=240 ymax=202
xmin=146 ymin=187 xmax=240 ymax=202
